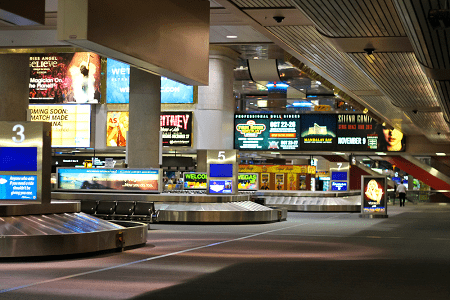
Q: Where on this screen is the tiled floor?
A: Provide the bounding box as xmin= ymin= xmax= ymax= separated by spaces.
xmin=1 ymin=203 xmax=449 ymax=299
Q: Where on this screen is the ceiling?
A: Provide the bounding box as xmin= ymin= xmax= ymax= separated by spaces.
xmin=1 ymin=0 xmax=449 ymax=149
xmin=210 ymin=0 xmax=450 ymax=144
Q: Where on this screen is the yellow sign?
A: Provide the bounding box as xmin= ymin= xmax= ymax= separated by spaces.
xmin=238 ymin=165 xmax=316 ymax=174
xmin=107 ymin=111 xmax=129 ymax=147
xmin=314 ymin=105 xmax=331 ymax=111
xmin=29 ymin=104 xmax=91 ymax=147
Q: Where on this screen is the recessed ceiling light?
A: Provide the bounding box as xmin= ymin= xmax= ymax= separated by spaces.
xmin=376 ymin=152 xmax=386 ymax=155
xmin=226 ymin=35 xmax=238 ymax=39
xmin=436 ymin=153 xmax=446 ymax=156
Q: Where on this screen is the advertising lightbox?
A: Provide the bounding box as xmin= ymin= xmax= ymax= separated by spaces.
xmin=29 ymin=104 xmax=91 ymax=147
xmin=234 ymin=114 xmax=301 ymax=150
xmin=331 ymin=181 xmax=347 ymax=191
xmin=106 ymin=111 xmax=129 ymax=147
xmin=57 ymin=168 xmax=161 ymax=193
xmin=29 ymin=52 xmax=101 ymax=104
xmin=160 ymin=112 xmax=192 ymax=147
xmin=106 ymin=58 xmax=194 ymax=104
xmin=337 ymin=114 xmax=405 ymax=152
xmin=183 ymin=172 xmax=207 ymax=190
xmin=0 ymin=175 xmax=37 ymax=200
xmin=300 ymin=114 xmax=337 ymax=151
xmin=361 ymin=176 xmax=387 ymax=216
xmin=106 ymin=111 xmax=192 ymax=147
xmin=238 ymin=173 xmax=258 ymax=190
xmin=106 ymin=59 xmax=129 ymax=104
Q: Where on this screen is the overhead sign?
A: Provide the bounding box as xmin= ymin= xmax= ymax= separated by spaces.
xmin=107 ymin=111 xmax=192 ymax=147
xmin=300 ymin=114 xmax=337 ymax=150
xmin=160 ymin=112 xmax=192 ymax=147
xmin=337 ymin=114 xmax=405 ymax=151
xmin=105 ymin=58 xmax=195 ymax=104
xmin=57 ymin=168 xmax=161 ymax=193
xmin=361 ymin=176 xmax=388 ymax=217
xmin=29 ymin=52 xmax=101 ymax=104
xmin=106 ymin=58 xmax=129 ymax=104
xmin=234 ymin=114 xmax=301 ymax=150
xmin=29 ymin=104 xmax=91 ymax=147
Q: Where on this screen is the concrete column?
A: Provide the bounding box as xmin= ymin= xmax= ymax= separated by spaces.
xmin=0 ymin=54 xmax=29 ymax=121
xmin=128 ymin=67 xmax=161 ymax=168
xmin=195 ymin=46 xmax=239 ymax=150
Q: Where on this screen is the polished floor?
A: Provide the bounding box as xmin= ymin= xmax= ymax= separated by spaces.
xmin=1 ymin=203 xmax=450 ymax=300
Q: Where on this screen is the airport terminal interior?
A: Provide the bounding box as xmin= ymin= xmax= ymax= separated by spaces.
xmin=1 ymin=0 xmax=450 ymax=299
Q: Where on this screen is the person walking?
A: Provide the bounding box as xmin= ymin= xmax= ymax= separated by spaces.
xmin=397 ymin=180 xmax=407 ymax=207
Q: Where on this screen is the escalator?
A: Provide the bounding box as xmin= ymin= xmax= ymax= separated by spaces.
xmin=385 ymin=155 xmax=450 ymax=199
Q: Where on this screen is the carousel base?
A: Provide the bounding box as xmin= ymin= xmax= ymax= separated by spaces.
xmin=0 ymin=212 xmax=147 ymax=258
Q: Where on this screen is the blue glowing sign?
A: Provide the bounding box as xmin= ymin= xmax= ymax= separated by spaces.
xmin=331 ymin=181 xmax=347 ymax=191
xmin=209 ymin=164 xmax=233 ymax=177
xmin=0 ymin=175 xmax=37 ymax=200
xmin=331 ymin=171 xmax=347 ymax=181
xmin=209 ymin=180 xmax=233 ymax=194
xmin=161 ymin=77 xmax=194 ymax=104
xmin=0 ymin=147 xmax=37 ymax=171
xmin=106 ymin=59 xmax=130 ymax=104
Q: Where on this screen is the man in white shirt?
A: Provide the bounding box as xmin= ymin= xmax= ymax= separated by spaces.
xmin=397 ymin=180 xmax=407 ymax=207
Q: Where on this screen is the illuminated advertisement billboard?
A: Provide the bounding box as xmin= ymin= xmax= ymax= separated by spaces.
xmin=234 ymin=114 xmax=301 ymax=150
xmin=0 ymin=175 xmax=37 ymax=200
xmin=107 ymin=111 xmax=192 ymax=147
xmin=106 ymin=111 xmax=129 ymax=147
xmin=238 ymin=173 xmax=258 ymax=190
xmin=361 ymin=176 xmax=387 ymax=215
xmin=29 ymin=104 xmax=91 ymax=147
xmin=106 ymin=59 xmax=129 ymax=104
xmin=331 ymin=181 xmax=347 ymax=191
xmin=300 ymin=114 xmax=337 ymax=151
xmin=183 ymin=172 xmax=207 ymax=189
xmin=209 ymin=180 xmax=233 ymax=194
xmin=29 ymin=52 xmax=101 ymax=104
xmin=57 ymin=168 xmax=161 ymax=193
xmin=105 ymin=58 xmax=194 ymax=104
xmin=337 ymin=114 xmax=405 ymax=152
xmin=160 ymin=112 xmax=192 ymax=147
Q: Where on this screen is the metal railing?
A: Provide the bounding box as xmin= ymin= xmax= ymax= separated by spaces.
xmin=388 ymin=190 xmax=450 ymax=204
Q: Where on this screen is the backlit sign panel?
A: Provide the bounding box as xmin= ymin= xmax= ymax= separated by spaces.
xmin=29 ymin=104 xmax=91 ymax=147
xmin=183 ymin=172 xmax=207 ymax=189
xmin=57 ymin=168 xmax=161 ymax=193
xmin=209 ymin=180 xmax=233 ymax=194
xmin=0 ymin=175 xmax=37 ymax=200
xmin=361 ymin=176 xmax=387 ymax=215
xmin=160 ymin=112 xmax=192 ymax=147
xmin=105 ymin=58 xmax=194 ymax=104
xmin=29 ymin=52 xmax=101 ymax=104
xmin=0 ymin=147 xmax=37 ymax=171
xmin=106 ymin=111 xmax=129 ymax=147
xmin=238 ymin=173 xmax=258 ymax=190
xmin=234 ymin=114 xmax=301 ymax=150
xmin=300 ymin=114 xmax=337 ymax=150
xmin=331 ymin=181 xmax=347 ymax=191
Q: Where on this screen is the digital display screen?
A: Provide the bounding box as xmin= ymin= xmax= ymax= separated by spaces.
xmin=160 ymin=112 xmax=192 ymax=147
xmin=362 ymin=177 xmax=386 ymax=213
xmin=331 ymin=181 xmax=347 ymax=191
xmin=209 ymin=180 xmax=232 ymax=194
xmin=161 ymin=77 xmax=194 ymax=104
xmin=29 ymin=104 xmax=91 ymax=147
xmin=29 ymin=52 xmax=101 ymax=104
xmin=210 ymin=164 xmax=233 ymax=177
xmin=57 ymin=168 xmax=160 ymax=192
xmin=331 ymin=172 xmax=347 ymax=181
xmin=0 ymin=175 xmax=37 ymax=200
xmin=105 ymin=58 xmax=194 ymax=104
xmin=234 ymin=114 xmax=301 ymax=150
xmin=300 ymin=114 xmax=337 ymax=150
xmin=337 ymin=114 xmax=405 ymax=152
xmin=183 ymin=172 xmax=207 ymax=189
xmin=106 ymin=58 xmax=129 ymax=104
xmin=106 ymin=111 xmax=129 ymax=147
xmin=0 ymin=147 xmax=37 ymax=171
xmin=238 ymin=173 xmax=258 ymax=190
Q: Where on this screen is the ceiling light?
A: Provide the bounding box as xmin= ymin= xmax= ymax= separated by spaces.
xmin=382 ymin=122 xmax=386 ymax=126
xmin=226 ymin=35 xmax=238 ymax=39
xmin=363 ymin=108 xmax=369 ymax=114
xmin=334 ymin=152 xmax=345 ymax=155
xmin=375 ymin=152 xmax=386 ymax=155
xmin=436 ymin=153 xmax=446 ymax=156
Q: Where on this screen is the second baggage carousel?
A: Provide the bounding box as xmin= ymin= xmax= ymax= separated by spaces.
xmin=52 ymin=192 xmax=287 ymax=223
